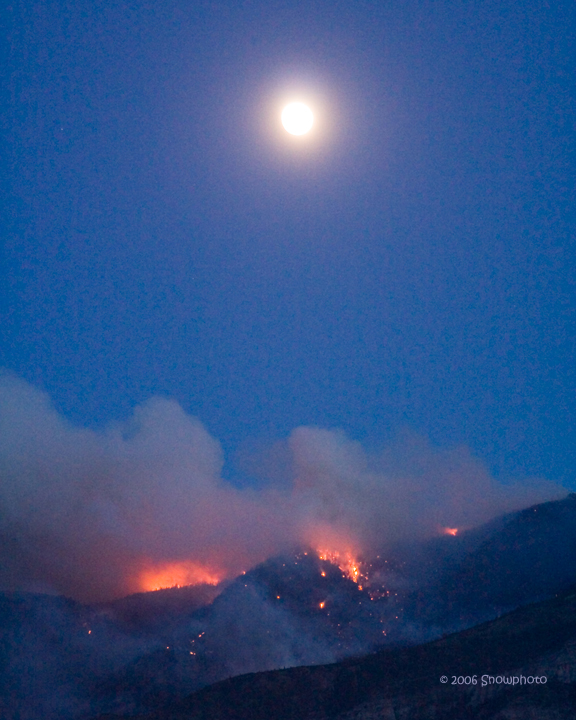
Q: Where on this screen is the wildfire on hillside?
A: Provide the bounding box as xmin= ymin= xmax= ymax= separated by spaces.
xmin=133 ymin=539 xmax=398 ymax=600
xmin=315 ymin=548 xmax=407 ymax=604
xmin=138 ymin=561 xmax=224 ymax=591
xmin=316 ymin=548 xmax=367 ymax=585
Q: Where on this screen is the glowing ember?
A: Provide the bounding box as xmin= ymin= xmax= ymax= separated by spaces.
xmin=442 ymin=527 xmax=459 ymax=536
xmin=138 ymin=561 xmax=223 ymax=591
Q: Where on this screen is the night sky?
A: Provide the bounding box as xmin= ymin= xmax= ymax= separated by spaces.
xmin=4 ymin=0 xmax=575 ymax=489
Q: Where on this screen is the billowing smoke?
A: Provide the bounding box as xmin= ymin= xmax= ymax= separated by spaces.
xmin=0 ymin=371 xmax=565 ymax=602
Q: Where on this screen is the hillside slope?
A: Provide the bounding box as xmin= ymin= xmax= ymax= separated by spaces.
xmin=105 ymin=586 xmax=576 ymax=720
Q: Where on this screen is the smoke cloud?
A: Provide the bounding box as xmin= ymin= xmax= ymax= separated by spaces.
xmin=0 ymin=371 xmax=565 ymax=602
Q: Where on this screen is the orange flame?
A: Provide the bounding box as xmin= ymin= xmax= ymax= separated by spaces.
xmin=317 ymin=548 xmax=364 ymax=584
xmin=138 ymin=561 xmax=224 ymax=592
xmin=442 ymin=527 xmax=458 ymax=536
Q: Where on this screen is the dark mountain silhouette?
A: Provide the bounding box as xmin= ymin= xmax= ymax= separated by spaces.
xmin=1 ymin=494 xmax=576 ymax=719
xmin=92 ymin=585 xmax=576 ymax=720
xmin=98 ymin=584 xmax=224 ymax=634
xmin=401 ymin=492 xmax=576 ymax=631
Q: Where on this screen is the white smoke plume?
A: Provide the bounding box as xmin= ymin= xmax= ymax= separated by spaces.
xmin=0 ymin=371 xmax=565 ymax=602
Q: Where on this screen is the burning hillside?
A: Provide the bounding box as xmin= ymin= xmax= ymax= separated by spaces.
xmin=2 ymin=494 xmax=576 ymax=720
xmin=137 ymin=561 xmax=224 ymax=592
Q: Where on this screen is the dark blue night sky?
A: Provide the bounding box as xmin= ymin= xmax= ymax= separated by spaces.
xmin=3 ymin=0 xmax=575 ymax=487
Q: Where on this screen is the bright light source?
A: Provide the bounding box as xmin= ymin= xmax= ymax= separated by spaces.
xmin=281 ymin=103 xmax=314 ymax=135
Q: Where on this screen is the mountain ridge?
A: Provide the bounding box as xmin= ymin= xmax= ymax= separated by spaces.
xmin=93 ymin=584 xmax=576 ymax=719
xmin=2 ymin=493 xmax=576 ymax=719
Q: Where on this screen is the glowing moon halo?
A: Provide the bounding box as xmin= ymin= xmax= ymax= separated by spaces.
xmin=281 ymin=102 xmax=314 ymax=135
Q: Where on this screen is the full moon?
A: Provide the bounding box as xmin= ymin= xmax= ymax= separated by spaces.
xmin=281 ymin=102 xmax=314 ymax=135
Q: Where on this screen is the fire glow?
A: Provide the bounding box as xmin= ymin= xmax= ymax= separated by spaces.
xmin=317 ymin=548 xmax=365 ymax=585
xmin=442 ymin=527 xmax=459 ymax=536
xmin=138 ymin=561 xmax=224 ymax=592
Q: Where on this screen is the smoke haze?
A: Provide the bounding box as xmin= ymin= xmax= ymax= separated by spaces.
xmin=0 ymin=371 xmax=565 ymax=602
